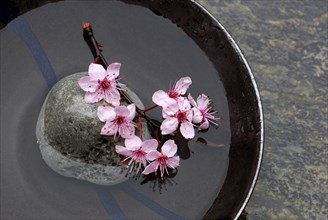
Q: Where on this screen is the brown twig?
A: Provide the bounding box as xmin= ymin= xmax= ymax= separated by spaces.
xmin=82 ymin=22 xmax=159 ymax=129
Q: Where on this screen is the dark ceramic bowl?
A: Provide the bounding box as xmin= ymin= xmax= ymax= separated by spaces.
xmin=0 ymin=0 xmax=263 ymax=219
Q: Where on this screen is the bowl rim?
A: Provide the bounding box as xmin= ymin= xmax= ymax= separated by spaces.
xmin=1 ymin=0 xmax=264 ymax=219
xmin=190 ymin=1 xmax=264 ymax=219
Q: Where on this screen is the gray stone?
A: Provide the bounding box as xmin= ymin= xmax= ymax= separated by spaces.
xmin=36 ymin=72 xmax=149 ymax=185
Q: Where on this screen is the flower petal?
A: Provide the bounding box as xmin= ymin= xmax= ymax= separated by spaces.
xmin=174 ymin=77 xmax=192 ymax=95
xmin=186 ymin=109 xmax=193 ymax=122
xmin=114 ymin=106 xmax=130 ymax=117
xmin=152 ymin=90 xmax=169 ymax=106
xmin=100 ymin=122 xmax=117 ymax=136
xmin=188 ymin=94 xmax=197 ymax=107
xmin=119 ymin=123 xmax=135 ymax=139
xmin=146 ymin=150 xmax=161 ymax=161
xmin=111 ymin=98 xmax=120 ymax=107
xmin=160 ymin=117 xmax=179 ymax=135
xmin=142 ymin=161 xmax=159 ymax=175
xmin=197 ymin=94 xmax=210 ymax=110
xmin=78 ymin=76 xmax=99 ymax=92
xmin=88 ymin=63 xmax=106 ymax=79
xmin=97 ymin=106 xmax=116 ymax=122
xmin=127 ymin=104 xmax=136 ymax=121
xmin=199 ymin=119 xmax=210 ymax=130
xmin=180 ymin=121 xmax=195 ymax=139
xmin=104 ymin=89 xmax=120 ymax=106
xmin=178 ymin=97 xmax=191 ymax=112
xmin=115 ymin=145 xmax=132 ymax=157
xmin=167 ymin=156 xmax=180 ymax=169
xmin=161 ymin=140 xmax=177 ymax=157
xmin=84 ymin=92 xmax=102 ymax=103
xmin=162 ymin=102 xmax=179 ymax=116
xmin=162 ymin=108 xmax=171 ymax=119
xmin=106 ymin=63 xmax=121 ymax=80
xmin=125 ymin=135 xmax=142 ymax=150
xmin=141 ymin=139 xmax=158 ymax=153
xmin=192 ymin=108 xmax=203 ymax=123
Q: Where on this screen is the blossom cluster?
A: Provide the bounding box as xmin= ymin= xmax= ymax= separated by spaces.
xmin=152 ymin=77 xmax=218 ymax=139
xmin=79 ymin=62 xmax=218 ymax=179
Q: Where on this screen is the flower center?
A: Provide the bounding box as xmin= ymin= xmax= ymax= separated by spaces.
xmin=200 ymin=109 xmax=206 ymax=118
xmin=167 ymin=90 xmax=178 ymax=99
xmin=176 ymin=110 xmax=187 ymax=123
xmin=157 ymin=155 xmax=168 ymax=165
xmin=115 ymin=116 xmax=125 ymax=125
xmin=133 ymin=149 xmax=145 ymax=159
xmin=100 ymin=79 xmax=111 ymax=89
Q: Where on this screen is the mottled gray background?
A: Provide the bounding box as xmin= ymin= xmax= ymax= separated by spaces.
xmin=196 ymin=0 xmax=327 ymax=219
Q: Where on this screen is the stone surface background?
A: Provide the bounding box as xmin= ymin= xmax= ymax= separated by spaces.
xmin=196 ymin=0 xmax=327 ymax=219
xmin=0 ymin=0 xmax=326 ymax=219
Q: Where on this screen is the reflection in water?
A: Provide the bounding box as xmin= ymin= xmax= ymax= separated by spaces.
xmin=95 ymin=177 xmax=187 ymax=220
xmin=3 ymin=2 xmax=231 ymax=219
xmin=95 ymin=187 xmax=126 ymax=220
xmin=140 ymin=169 xmax=178 ymax=193
xmin=8 ymin=16 xmax=57 ymax=87
xmin=121 ymin=184 xmax=186 ymax=220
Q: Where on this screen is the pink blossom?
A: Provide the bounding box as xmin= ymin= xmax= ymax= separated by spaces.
xmin=160 ymin=98 xmax=195 ymax=139
xmin=188 ymin=94 xmax=218 ymax=130
xmin=79 ymin=63 xmax=121 ymax=106
xmin=97 ymin=104 xmax=136 ymax=139
xmin=152 ymin=77 xmax=192 ymax=107
xmin=142 ymin=140 xmax=180 ymax=178
xmin=115 ymin=135 xmax=158 ymax=174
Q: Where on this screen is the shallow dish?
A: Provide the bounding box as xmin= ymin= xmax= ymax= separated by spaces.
xmin=0 ymin=0 xmax=263 ymax=219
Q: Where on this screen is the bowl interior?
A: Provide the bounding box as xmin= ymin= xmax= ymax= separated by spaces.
xmin=121 ymin=1 xmax=263 ymax=218
xmin=0 ymin=1 xmax=263 ymax=219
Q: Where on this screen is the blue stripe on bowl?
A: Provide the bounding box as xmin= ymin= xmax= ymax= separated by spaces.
xmin=8 ymin=16 xmax=57 ymax=88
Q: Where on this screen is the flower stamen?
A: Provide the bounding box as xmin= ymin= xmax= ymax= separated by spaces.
xmin=176 ymin=111 xmax=187 ymax=123
xmin=101 ymin=79 xmax=111 ymax=89
xmin=114 ymin=116 xmax=125 ymax=125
